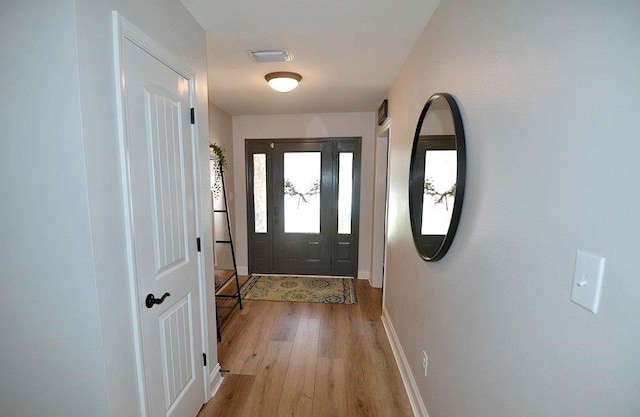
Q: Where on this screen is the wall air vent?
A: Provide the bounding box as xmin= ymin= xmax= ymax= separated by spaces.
xmin=249 ymin=49 xmax=293 ymax=63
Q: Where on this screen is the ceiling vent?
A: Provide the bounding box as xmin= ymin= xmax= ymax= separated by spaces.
xmin=249 ymin=49 xmax=293 ymax=63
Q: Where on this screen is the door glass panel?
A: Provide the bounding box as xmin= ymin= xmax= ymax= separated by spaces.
xmin=421 ymin=150 xmax=456 ymax=235
xmin=253 ymin=153 xmax=267 ymax=233
xmin=283 ymin=152 xmax=321 ymax=233
xmin=338 ymin=152 xmax=353 ymax=235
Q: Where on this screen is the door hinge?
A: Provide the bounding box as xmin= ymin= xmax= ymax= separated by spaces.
xmin=196 ymin=237 xmax=201 ymax=252
xmin=202 ymin=353 xmax=207 ymax=367
xmin=190 ymin=107 xmax=195 ymax=125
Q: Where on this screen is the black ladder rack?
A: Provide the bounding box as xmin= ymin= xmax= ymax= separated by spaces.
xmin=212 ymin=162 xmax=242 ymax=341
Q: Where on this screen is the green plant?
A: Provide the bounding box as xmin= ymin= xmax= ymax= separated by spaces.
xmin=210 ymin=143 xmax=227 ymax=199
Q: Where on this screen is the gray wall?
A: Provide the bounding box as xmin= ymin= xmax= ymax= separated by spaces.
xmin=209 ymin=104 xmax=235 ymax=222
xmin=1 ymin=1 xmax=111 ymax=415
xmin=385 ymin=0 xmax=640 ymax=416
xmin=0 ymin=0 xmax=213 ymax=416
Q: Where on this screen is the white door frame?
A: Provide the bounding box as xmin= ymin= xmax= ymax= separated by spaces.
xmin=112 ymin=12 xmax=211 ymax=416
xmin=371 ymin=119 xmax=392 ymax=290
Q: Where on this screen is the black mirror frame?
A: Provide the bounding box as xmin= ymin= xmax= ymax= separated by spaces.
xmin=408 ymin=93 xmax=466 ymax=261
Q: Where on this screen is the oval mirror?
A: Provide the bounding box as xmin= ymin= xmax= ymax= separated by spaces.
xmin=409 ymin=93 xmax=466 ymax=261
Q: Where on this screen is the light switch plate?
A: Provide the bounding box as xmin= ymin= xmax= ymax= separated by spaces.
xmin=570 ymin=250 xmax=605 ymax=313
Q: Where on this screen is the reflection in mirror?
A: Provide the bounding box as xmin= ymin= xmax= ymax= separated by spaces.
xmin=409 ymin=93 xmax=466 ymax=261
xmin=421 ymin=146 xmax=456 ymax=235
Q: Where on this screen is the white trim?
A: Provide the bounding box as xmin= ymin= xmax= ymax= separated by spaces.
xmin=377 ymin=120 xmax=392 ymax=305
xmin=376 ymin=117 xmax=392 ymax=137
xmin=112 ymin=11 xmax=209 ymax=416
xmin=381 ymin=306 xmax=429 ymax=417
xmin=237 ymin=265 xmax=249 ymax=276
xmin=209 ymin=363 xmax=224 ymax=399
xmin=114 ymin=13 xmax=196 ymax=80
xmin=357 ymin=270 xmax=371 ymax=280
xmin=112 ymin=13 xmax=148 ymax=416
xmin=183 ymin=38 xmax=211 ymax=402
xmin=370 ymin=124 xmax=390 ymax=290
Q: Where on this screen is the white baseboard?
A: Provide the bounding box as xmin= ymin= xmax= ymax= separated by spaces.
xmin=368 ymin=275 xmax=382 ymax=288
xmin=381 ymin=306 xmax=429 ymax=417
xmin=357 ymin=270 xmax=370 ymax=280
xmin=242 ymin=266 xmax=367 ymax=280
xmin=209 ymin=363 xmax=223 ymax=399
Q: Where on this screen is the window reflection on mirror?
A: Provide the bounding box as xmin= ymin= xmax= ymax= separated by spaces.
xmin=418 ymin=95 xmax=456 ymax=239
xmin=421 ymin=150 xmax=456 ymax=235
xmin=283 ymin=152 xmax=321 ymax=234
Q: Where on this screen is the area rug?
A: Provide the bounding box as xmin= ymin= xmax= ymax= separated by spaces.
xmin=241 ymin=274 xmax=357 ymax=305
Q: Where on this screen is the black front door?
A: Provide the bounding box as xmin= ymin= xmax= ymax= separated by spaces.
xmin=246 ymin=138 xmax=361 ymax=277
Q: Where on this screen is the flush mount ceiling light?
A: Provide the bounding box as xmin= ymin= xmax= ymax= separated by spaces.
xmin=265 ymin=72 xmax=302 ymax=93
xmin=249 ymin=49 xmax=292 ymax=63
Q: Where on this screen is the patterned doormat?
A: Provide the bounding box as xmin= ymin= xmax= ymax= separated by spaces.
xmin=241 ymin=274 xmax=357 ymax=305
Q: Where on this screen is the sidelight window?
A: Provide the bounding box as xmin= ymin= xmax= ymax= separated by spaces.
xmin=253 ymin=153 xmax=267 ymax=233
xmin=337 ymin=152 xmax=353 ymax=235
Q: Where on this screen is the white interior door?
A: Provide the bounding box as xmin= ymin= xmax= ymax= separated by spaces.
xmin=123 ymin=38 xmax=204 ymax=417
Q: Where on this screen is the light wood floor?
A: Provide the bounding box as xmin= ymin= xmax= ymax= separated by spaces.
xmin=198 ymin=279 xmax=413 ymax=417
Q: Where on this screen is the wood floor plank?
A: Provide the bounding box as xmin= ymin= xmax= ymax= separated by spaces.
xmin=345 ymin=322 xmax=378 ymax=417
xmin=202 ymin=280 xmax=413 ymax=417
xmin=371 ymin=323 xmax=415 ymax=416
xmin=313 ymin=357 xmax=347 ymax=417
xmin=354 ymin=320 xmax=414 ymax=417
xmin=218 ymin=300 xmax=278 ymax=374
xmin=318 ymin=304 xmax=351 ymax=359
xmin=235 ymin=302 xmax=283 ymax=375
xmin=276 ymin=317 xmax=320 ymax=417
xmin=354 ymin=280 xmax=382 ymax=322
xmin=270 ymin=301 xmax=301 ymax=342
xmin=197 ymin=374 xmax=254 ymax=417
xmin=239 ymin=341 xmax=294 ymax=417
xmin=299 ymin=299 xmax=325 ymax=319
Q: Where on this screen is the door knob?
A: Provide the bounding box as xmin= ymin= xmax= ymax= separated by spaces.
xmin=145 ymin=292 xmax=170 ymax=308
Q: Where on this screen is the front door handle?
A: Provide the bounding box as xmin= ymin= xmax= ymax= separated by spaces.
xmin=145 ymin=292 xmax=170 ymax=308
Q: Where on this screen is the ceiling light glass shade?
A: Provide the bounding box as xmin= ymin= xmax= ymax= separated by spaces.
xmin=265 ymin=72 xmax=302 ymax=93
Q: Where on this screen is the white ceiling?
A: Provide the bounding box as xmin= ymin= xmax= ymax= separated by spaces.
xmin=179 ymin=0 xmax=440 ymax=116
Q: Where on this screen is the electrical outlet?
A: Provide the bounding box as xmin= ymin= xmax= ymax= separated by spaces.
xmin=421 ymin=350 xmax=428 ymax=377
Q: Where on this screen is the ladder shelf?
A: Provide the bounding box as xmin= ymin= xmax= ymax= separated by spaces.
xmin=211 ymin=162 xmax=242 ymax=341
